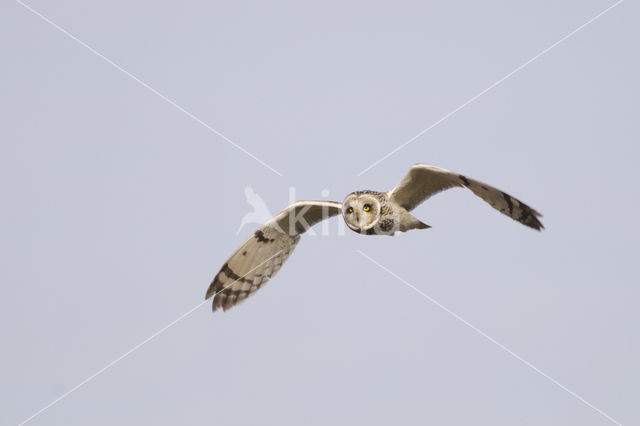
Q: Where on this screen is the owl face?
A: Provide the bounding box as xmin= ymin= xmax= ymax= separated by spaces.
xmin=342 ymin=192 xmax=381 ymax=234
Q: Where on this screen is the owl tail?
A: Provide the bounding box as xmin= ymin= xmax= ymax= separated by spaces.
xmin=400 ymin=213 xmax=431 ymax=232
xmin=413 ymin=220 xmax=431 ymax=229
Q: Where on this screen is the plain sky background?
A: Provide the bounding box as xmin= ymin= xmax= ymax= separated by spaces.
xmin=1 ymin=0 xmax=638 ymax=425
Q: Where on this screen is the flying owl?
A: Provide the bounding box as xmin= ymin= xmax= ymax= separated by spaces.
xmin=206 ymin=164 xmax=543 ymax=311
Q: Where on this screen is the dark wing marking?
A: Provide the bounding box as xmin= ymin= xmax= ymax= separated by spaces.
xmin=206 ymin=201 xmax=343 ymax=312
xmin=387 ymin=164 xmax=543 ymax=230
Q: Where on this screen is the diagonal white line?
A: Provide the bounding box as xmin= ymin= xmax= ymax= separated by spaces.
xmin=357 ymin=0 xmax=625 ymax=176
xmin=18 ymin=250 xmax=284 ymax=426
xmin=357 ymin=250 xmax=623 ymax=426
xmin=14 ymin=0 xmax=284 ymax=177
xmin=17 ymin=299 xmax=209 ymax=426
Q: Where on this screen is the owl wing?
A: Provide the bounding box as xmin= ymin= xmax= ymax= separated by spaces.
xmin=388 ymin=164 xmax=543 ymax=230
xmin=206 ymin=200 xmax=343 ymax=312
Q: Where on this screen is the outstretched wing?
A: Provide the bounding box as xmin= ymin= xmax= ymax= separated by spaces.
xmin=206 ymin=201 xmax=342 ymax=312
xmin=388 ymin=164 xmax=543 ymax=230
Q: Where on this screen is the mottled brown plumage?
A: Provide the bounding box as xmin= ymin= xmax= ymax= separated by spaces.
xmin=206 ymin=164 xmax=543 ymax=312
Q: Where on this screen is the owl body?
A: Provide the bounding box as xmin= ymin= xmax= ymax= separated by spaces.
xmin=341 ymin=190 xmax=429 ymax=236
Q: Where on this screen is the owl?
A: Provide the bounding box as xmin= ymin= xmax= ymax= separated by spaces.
xmin=206 ymin=164 xmax=543 ymax=311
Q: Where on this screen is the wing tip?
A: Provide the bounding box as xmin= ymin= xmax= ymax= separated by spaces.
xmin=210 ymin=293 xmax=225 ymax=312
xmin=206 ymin=274 xmax=225 ymax=312
xmin=524 ymin=211 xmax=544 ymax=231
xmin=205 ymin=287 xmax=215 ymax=301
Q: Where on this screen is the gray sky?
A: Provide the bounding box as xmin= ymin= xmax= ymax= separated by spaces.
xmin=1 ymin=1 xmax=638 ymax=425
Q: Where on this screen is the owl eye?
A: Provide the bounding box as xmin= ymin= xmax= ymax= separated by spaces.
xmin=363 ymin=204 xmax=371 ymax=212
xmin=346 ymin=206 xmax=354 ymax=214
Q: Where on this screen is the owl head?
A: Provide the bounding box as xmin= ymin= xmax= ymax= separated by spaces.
xmin=342 ymin=191 xmax=383 ymax=234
